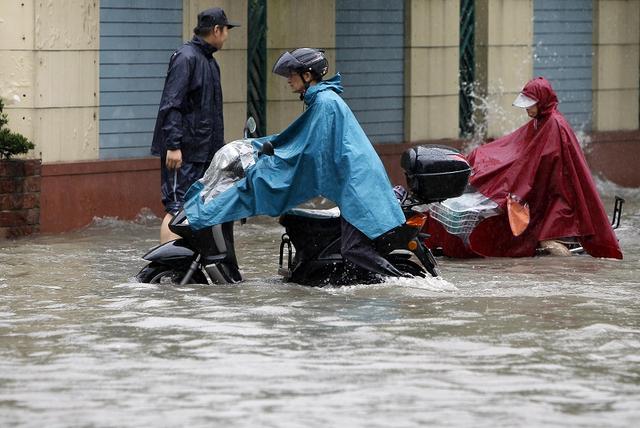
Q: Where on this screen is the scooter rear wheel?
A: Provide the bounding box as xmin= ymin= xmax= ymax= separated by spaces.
xmin=136 ymin=263 xmax=208 ymax=285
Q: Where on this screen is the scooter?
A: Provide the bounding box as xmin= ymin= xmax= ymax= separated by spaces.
xmin=276 ymin=144 xmax=472 ymax=285
xmin=135 ymin=213 xmax=242 ymax=285
xmin=135 ymin=118 xmax=262 ymax=285
xmin=136 ymin=119 xmax=471 ymax=286
xmin=277 ymin=205 xmax=435 ymax=286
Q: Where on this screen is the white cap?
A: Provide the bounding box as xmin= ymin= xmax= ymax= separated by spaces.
xmin=512 ymin=92 xmax=537 ymax=108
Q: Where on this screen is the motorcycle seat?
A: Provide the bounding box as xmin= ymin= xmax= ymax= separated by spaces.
xmin=284 ymin=207 xmax=341 ymax=220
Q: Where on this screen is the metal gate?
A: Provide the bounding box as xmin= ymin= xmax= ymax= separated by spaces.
xmin=459 ymin=0 xmax=475 ymax=137
xmin=247 ymin=0 xmax=267 ymax=136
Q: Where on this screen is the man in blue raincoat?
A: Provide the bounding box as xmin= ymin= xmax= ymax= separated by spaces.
xmin=185 ymin=48 xmax=406 ymax=277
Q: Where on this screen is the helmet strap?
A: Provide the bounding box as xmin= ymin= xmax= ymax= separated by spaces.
xmin=299 ymin=71 xmax=310 ymax=100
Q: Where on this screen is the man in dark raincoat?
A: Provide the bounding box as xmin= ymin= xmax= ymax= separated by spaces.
xmin=425 ymin=77 xmax=622 ymax=259
xmin=185 ymin=48 xmax=407 ymax=277
xmin=151 ymin=8 xmax=239 ymax=243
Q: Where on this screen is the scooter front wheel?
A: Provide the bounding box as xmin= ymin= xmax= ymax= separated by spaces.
xmin=136 ymin=263 xmax=208 ymax=285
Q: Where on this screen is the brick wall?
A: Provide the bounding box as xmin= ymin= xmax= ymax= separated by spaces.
xmin=0 ymin=159 xmax=41 ymax=239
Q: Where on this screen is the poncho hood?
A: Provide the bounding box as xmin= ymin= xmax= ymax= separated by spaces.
xmin=184 ymin=73 xmax=405 ymax=239
xmin=520 ymin=76 xmax=558 ymax=118
xmin=303 ymin=74 xmax=344 ymax=104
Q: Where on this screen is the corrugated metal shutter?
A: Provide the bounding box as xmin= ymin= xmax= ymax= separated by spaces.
xmin=99 ymin=0 xmax=183 ymax=159
xmin=335 ymin=0 xmax=404 ymax=144
xmin=533 ymin=0 xmax=593 ymax=131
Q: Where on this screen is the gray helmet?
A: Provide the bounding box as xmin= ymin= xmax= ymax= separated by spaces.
xmin=272 ymin=48 xmax=328 ymax=79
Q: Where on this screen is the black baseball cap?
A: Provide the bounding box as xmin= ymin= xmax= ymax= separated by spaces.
xmin=197 ymin=7 xmax=240 ymax=29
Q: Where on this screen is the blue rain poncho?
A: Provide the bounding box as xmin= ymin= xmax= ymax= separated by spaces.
xmin=184 ymin=74 xmax=405 ymax=239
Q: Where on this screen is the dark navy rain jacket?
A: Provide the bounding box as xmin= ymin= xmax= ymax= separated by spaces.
xmin=151 ymin=36 xmax=224 ymax=163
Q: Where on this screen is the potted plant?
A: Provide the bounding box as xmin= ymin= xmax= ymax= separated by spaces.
xmin=0 ymin=98 xmax=34 ymax=159
xmin=0 ymin=97 xmax=39 ymax=239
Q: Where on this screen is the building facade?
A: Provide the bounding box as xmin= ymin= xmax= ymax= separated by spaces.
xmin=0 ymin=0 xmax=638 ymax=233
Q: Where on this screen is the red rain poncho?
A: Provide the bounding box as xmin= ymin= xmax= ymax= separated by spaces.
xmin=426 ymin=77 xmax=622 ymax=259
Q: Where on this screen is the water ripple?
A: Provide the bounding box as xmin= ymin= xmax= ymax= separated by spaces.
xmin=1 ymin=201 xmax=640 ymax=427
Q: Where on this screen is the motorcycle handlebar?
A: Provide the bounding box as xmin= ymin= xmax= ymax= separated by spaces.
xmin=259 ymin=141 xmax=274 ymax=156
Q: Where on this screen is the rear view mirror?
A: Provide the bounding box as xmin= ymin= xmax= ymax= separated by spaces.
xmin=244 ymin=117 xmax=257 ymax=138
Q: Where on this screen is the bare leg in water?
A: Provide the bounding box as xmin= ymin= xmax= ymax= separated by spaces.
xmin=161 ymin=213 xmax=180 ymax=243
xmin=538 ymin=240 xmax=572 ymax=256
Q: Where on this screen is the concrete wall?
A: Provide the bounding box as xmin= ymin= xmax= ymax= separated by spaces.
xmin=405 ymin=0 xmax=460 ymax=141
xmin=475 ymin=0 xmax=533 ymax=138
xmin=3 ymin=0 xmax=639 ymax=236
xmin=265 ymin=0 xmax=336 ymax=134
xmin=183 ymin=0 xmax=337 ymax=138
xmin=0 ymin=0 xmax=100 ymax=163
xmin=593 ymin=0 xmax=640 ymax=131
xmin=183 ymin=0 xmax=248 ymax=141
xmin=3 ymin=0 xmax=636 ymax=158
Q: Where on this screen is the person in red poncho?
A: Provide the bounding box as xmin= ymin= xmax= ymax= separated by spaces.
xmin=424 ymin=77 xmax=622 ymax=259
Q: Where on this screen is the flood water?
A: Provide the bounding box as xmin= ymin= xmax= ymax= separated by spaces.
xmin=1 ymin=191 xmax=639 ymax=427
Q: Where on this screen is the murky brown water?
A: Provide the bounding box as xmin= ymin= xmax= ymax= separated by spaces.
xmin=1 ymin=192 xmax=639 ymax=427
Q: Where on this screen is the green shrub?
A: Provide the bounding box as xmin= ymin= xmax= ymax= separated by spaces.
xmin=0 ymin=98 xmax=34 ymax=160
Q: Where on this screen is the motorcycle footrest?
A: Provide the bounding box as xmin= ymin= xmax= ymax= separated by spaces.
xmin=278 ymin=267 xmax=292 ymax=279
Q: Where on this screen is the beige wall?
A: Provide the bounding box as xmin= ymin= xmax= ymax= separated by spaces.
xmin=266 ymin=0 xmax=336 ymax=134
xmin=405 ymin=0 xmax=460 ymax=141
xmin=0 ymin=0 xmax=99 ymax=162
xmin=184 ymin=0 xmax=337 ymax=138
xmin=4 ymin=1 xmax=636 ymax=164
xmin=593 ymin=0 xmax=640 ymax=131
xmin=475 ymin=0 xmax=533 ymax=138
xmin=183 ymin=0 xmax=248 ymax=141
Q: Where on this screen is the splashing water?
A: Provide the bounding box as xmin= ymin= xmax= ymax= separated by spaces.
xmin=461 ymin=80 xmax=523 ymax=153
xmin=461 ymin=42 xmax=595 ymax=155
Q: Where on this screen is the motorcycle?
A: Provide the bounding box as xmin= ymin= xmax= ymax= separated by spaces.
xmin=278 ymin=145 xmax=472 ymax=285
xmin=135 ymin=118 xmax=261 ymax=285
xmin=135 ymin=119 xmax=471 ymax=286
